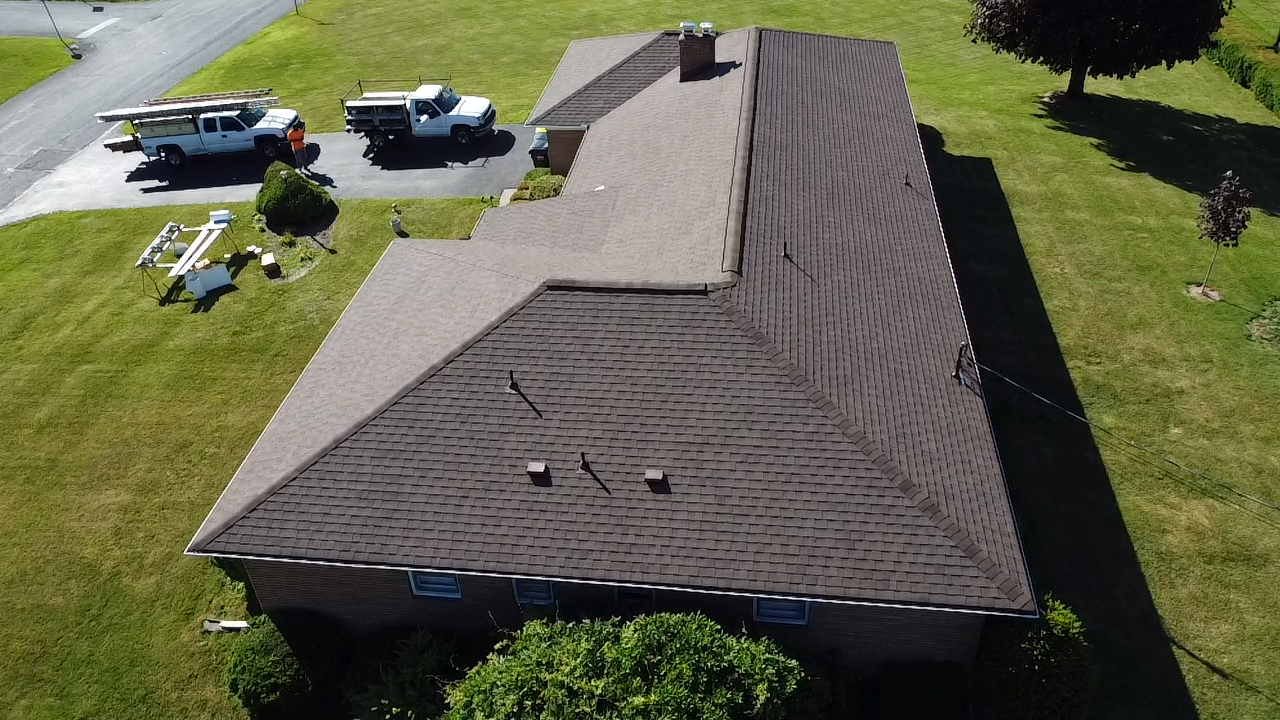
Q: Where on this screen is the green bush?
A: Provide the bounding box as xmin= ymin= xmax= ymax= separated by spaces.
xmin=223 ymin=616 xmax=310 ymax=712
xmin=256 ymin=160 xmax=335 ymax=227
xmin=528 ymin=174 xmax=565 ymax=201
xmin=445 ymin=613 xmax=803 ymax=720
xmin=1205 ymin=39 xmax=1280 ymax=115
xmin=348 ymin=630 xmax=453 ymax=720
xmin=523 ymin=167 xmax=552 ymax=182
xmin=974 ymin=595 xmax=1094 ymax=720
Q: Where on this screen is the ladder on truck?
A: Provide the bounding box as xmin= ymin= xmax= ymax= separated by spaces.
xmin=95 ymin=88 xmax=281 ymax=123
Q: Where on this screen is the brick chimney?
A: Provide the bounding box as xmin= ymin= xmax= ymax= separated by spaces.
xmin=678 ymin=21 xmax=718 ymax=82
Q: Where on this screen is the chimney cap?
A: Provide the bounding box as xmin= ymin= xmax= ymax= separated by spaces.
xmin=679 ymin=21 xmax=696 ymax=34
xmin=698 ymin=21 xmax=715 ymax=34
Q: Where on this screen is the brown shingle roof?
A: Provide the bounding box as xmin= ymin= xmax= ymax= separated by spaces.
xmin=526 ymin=31 xmax=659 ymax=123
xmin=529 ymin=33 xmax=680 ymax=128
xmin=190 ymin=28 xmax=1034 ymax=613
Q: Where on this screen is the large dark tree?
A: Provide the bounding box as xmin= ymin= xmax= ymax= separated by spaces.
xmin=966 ymin=0 xmax=1232 ymax=97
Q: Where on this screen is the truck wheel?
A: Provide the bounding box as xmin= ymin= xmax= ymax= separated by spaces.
xmin=256 ymin=138 xmax=279 ymax=159
xmin=159 ymin=146 xmax=186 ymax=168
xmin=451 ymin=126 xmax=474 ymax=146
xmin=368 ymin=131 xmax=389 ymax=152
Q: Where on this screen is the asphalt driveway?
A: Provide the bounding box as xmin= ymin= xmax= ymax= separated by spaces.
xmin=0 ymin=0 xmax=299 ymax=213
xmin=0 ymin=126 xmax=535 ymax=226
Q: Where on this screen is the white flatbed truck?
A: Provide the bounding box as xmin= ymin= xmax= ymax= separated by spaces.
xmin=340 ymin=79 xmax=496 ymax=152
xmin=96 ymin=89 xmax=305 ymax=169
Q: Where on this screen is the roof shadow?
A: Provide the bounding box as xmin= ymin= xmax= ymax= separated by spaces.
xmin=1037 ymin=94 xmax=1280 ymax=216
xmin=920 ymin=124 xmax=1197 ymax=718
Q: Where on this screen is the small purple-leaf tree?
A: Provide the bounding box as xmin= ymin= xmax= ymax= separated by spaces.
xmin=1197 ymin=170 xmax=1253 ymax=294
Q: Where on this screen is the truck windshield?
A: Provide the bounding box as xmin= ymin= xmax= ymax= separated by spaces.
xmin=235 ymin=107 xmax=268 ymax=128
xmin=435 ymin=87 xmax=461 ymax=114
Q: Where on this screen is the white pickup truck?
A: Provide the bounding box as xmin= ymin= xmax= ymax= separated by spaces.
xmin=97 ymin=90 xmax=303 ymax=169
xmin=341 ymin=81 xmax=496 ymax=152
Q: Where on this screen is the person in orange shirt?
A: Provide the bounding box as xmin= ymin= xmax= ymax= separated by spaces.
xmin=287 ymin=121 xmax=307 ymax=171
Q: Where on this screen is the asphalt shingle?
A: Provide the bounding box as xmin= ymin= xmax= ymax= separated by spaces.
xmin=191 ymin=28 xmax=1034 ymax=613
xmin=530 ymin=33 xmax=680 ymax=127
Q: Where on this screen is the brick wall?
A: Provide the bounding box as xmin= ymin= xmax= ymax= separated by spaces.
xmin=245 ymin=560 xmax=984 ymax=668
xmin=547 ymin=129 xmax=585 ymax=176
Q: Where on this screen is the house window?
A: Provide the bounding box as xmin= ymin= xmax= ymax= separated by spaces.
xmin=616 ymin=586 xmax=655 ymax=607
xmin=753 ymin=598 xmax=810 ymax=625
xmin=512 ymin=578 xmax=555 ymax=606
xmin=408 ymin=572 xmax=462 ymax=599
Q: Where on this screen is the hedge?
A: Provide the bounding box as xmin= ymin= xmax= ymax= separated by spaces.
xmin=223 ymin=616 xmax=311 ymax=712
xmin=1205 ymin=38 xmax=1280 ymax=115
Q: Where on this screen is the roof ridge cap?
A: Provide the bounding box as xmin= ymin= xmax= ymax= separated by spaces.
xmin=712 ymin=294 xmax=1033 ymax=610
xmin=529 ymin=32 xmax=668 ymax=126
xmin=719 ymin=25 xmax=760 ymax=280
xmin=187 ymin=282 xmax=549 ymax=553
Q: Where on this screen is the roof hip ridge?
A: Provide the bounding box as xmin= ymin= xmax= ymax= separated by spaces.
xmin=711 ymin=293 xmax=1033 ymax=610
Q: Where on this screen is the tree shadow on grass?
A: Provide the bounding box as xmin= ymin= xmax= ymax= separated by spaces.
xmin=920 ymin=124 xmax=1197 ymax=719
xmin=1037 ymin=94 xmax=1280 ymax=216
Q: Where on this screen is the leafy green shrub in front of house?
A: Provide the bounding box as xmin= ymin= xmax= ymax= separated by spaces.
xmin=1205 ymin=39 xmax=1280 ymax=115
xmin=445 ymin=613 xmax=803 ymax=720
xmin=528 ymin=174 xmax=565 ymax=201
xmin=974 ymin=595 xmax=1094 ymax=720
xmin=523 ymin=167 xmax=552 ymax=182
xmin=348 ymin=629 xmax=454 ymax=720
xmin=256 ymin=160 xmax=335 ymax=227
xmin=223 ymin=616 xmax=311 ymax=713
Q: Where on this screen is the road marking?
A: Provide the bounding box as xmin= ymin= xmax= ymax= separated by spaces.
xmin=76 ymin=17 xmax=120 ymax=39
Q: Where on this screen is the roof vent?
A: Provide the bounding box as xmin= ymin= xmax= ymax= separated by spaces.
xmin=577 ymin=452 xmax=592 ymax=474
xmin=644 ymin=468 xmax=666 ymax=484
xmin=526 ymin=461 xmax=548 ymax=478
xmin=507 ymin=370 xmax=520 ymax=394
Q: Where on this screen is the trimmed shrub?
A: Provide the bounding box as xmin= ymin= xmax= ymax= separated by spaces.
xmin=1205 ymin=39 xmax=1280 ymax=115
xmin=348 ymin=630 xmax=454 ymax=720
xmin=256 ymin=160 xmax=335 ymax=227
xmin=445 ymin=613 xmax=803 ymax=720
xmin=974 ymin=595 xmax=1094 ymax=720
xmin=523 ymin=167 xmax=552 ymax=182
xmin=223 ymin=616 xmax=310 ymax=712
xmin=528 ymin=174 xmax=565 ymax=201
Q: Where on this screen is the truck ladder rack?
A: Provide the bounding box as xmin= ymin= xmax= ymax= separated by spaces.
xmin=141 ymin=88 xmax=273 ymax=106
xmin=96 ymin=94 xmax=281 ymax=123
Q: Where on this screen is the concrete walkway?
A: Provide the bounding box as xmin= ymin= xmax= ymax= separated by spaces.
xmin=0 ymin=126 xmax=534 ymax=226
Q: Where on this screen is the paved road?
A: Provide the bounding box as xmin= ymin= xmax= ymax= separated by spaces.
xmin=0 ymin=0 xmax=298 ymax=213
xmin=0 ymin=0 xmax=171 ymax=38
xmin=0 ymin=127 xmax=536 ymax=225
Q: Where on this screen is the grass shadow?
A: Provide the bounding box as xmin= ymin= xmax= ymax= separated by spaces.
xmin=1037 ymin=94 xmax=1280 ymax=216
xmin=920 ymin=124 xmax=1197 ymax=719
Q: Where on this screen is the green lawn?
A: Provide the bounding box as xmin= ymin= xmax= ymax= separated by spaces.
xmin=0 ymin=199 xmax=486 ymax=720
xmin=6 ymin=1 xmax=1280 ymax=718
xmin=0 ymin=37 xmax=74 ymax=105
xmin=173 ymin=2 xmax=1280 ymax=718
